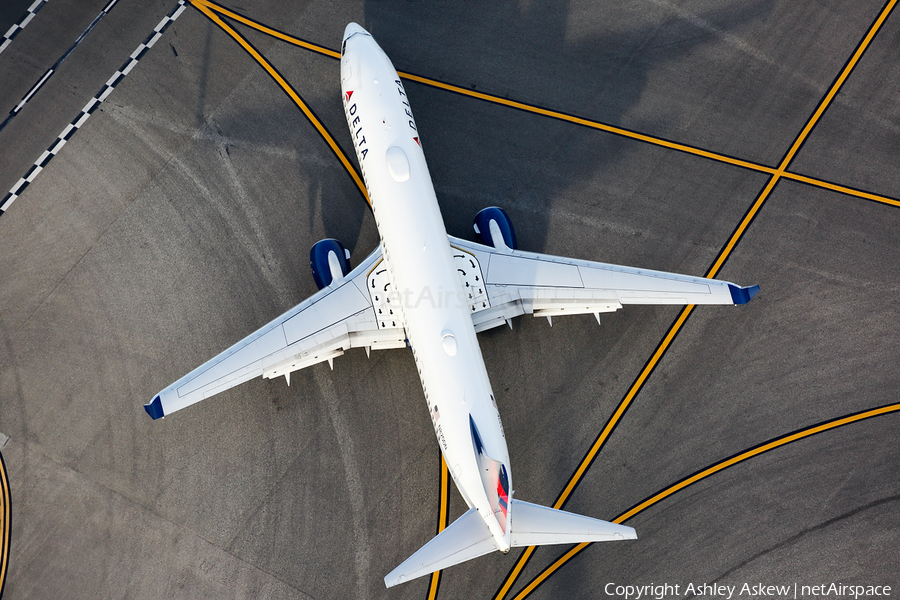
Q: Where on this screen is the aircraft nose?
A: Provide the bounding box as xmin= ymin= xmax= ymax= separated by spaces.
xmin=343 ymin=22 xmax=370 ymax=43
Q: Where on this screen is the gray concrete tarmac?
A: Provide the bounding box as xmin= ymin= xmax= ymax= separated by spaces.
xmin=0 ymin=1 xmax=898 ymax=599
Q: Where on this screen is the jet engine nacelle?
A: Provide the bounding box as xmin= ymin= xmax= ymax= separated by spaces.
xmin=473 ymin=206 xmax=517 ymax=251
xmin=310 ymin=238 xmax=351 ymax=289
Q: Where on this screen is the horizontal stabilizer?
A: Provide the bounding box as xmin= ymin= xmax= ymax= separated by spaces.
xmin=384 ymin=507 xmax=497 ymax=588
xmin=509 ymin=499 xmax=636 ymax=547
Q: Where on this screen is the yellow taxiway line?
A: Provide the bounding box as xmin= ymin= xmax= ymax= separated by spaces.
xmin=0 ymin=450 xmax=10 ymax=599
xmin=194 ymin=0 xmax=899 ymax=213
xmin=427 ymin=455 xmax=451 ymax=600
xmin=495 ymin=1 xmax=897 ymax=597
xmin=190 ymin=0 xmax=368 ymax=205
xmin=510 ymin=403 xmax=900 ymax=599
xmin=183 ymin=2 xmax=898 ymax=599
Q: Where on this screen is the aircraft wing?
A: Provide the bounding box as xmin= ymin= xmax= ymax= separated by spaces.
xmin=447 ymin=235 xmax=758 ymax=332
xmin=144 ymin=246 xmax=406 ymax=419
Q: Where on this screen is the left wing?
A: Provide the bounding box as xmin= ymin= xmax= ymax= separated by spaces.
xmin=144 ymin=246 xmax=406 ymax=419
xmin=447 ymin=236 xmax=758 ymax=332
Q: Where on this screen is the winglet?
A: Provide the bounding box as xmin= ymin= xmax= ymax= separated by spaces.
xmin=144 ymin=396 xmax=165 ymax=420
xmin=728 ymin=284 xmax=760 ymax=305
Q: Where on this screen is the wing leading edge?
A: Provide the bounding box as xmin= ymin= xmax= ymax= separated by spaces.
xmin=145 ymin=247 xmax=406 ymax=419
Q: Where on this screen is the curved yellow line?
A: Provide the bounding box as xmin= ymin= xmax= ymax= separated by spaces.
xmin=0 ymin=450 xmax=10 ymax=599
xmin=193 ymin=0 xmax=340 ymax=58
xmin=492 ymin=305 xmax=695 ymax=600
xmin=185 ymin=4 xmax=899 ymax=600
xmin=497 ymin=1 xmax=897 ymax=596
xmin=511 ymin=403 xmax=900 ymax=600
xmin=196 ymin=0 xmax=900 ymax=212
xmin=190 ymin=0 xmax=369 ymax=205
xmin=427 ymin=455 xmax=450 ymax=600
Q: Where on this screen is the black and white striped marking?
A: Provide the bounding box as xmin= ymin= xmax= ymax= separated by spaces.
xmin=0 ymin=0 xmax=49 ymax=56
xmin=0 ymin=0 xmax=186 ymax=215
xmin=1 ymin=0 xmax=123 ymax=133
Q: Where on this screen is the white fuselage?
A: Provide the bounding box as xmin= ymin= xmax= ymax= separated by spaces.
xmin=341 ymin=24 xmax=512 ymax=551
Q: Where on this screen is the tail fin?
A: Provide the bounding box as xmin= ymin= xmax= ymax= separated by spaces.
xmin=383 ymin=499 xmax=635 ymax=587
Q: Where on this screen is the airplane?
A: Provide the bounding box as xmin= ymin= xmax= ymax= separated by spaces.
xmin=144 ymin=22 xmax=759 ymax=588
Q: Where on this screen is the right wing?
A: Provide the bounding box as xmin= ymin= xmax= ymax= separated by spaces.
xmin=145 ymin=246 xmax=406 ymax=419
xmin=447 ymin=235 xmax=758 ymax=332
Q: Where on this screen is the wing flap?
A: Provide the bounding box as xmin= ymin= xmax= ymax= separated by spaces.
xmin=262 ymin=323 xmax=407 ymax=379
